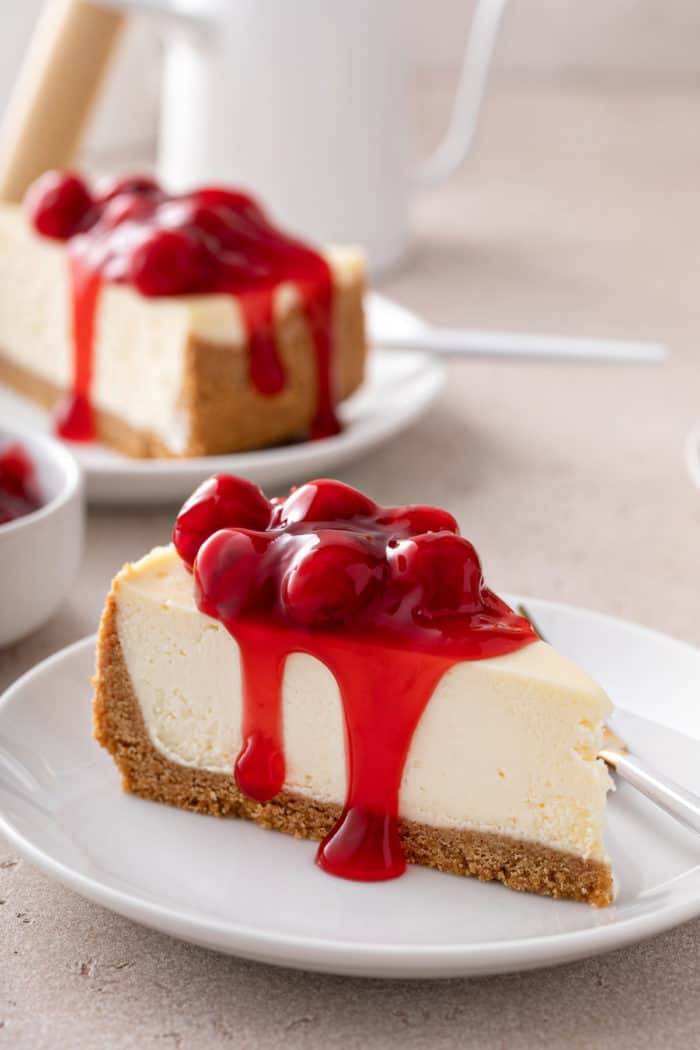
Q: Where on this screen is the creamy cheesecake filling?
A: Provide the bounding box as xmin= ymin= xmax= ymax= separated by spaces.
xmin=114 ymin=546 xmax=612 ymax=862
xmin=0 ymin=206 xmax=363 ymax=453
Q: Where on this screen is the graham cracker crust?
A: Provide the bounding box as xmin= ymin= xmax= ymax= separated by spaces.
xmin=0 ymin=277 xmax=366 ymax=458
xmin=93 ymin=590 xmax=613 ymax=907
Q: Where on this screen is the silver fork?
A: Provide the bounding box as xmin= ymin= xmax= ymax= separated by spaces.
xmin=518 ymin=605 xmax=700 ymax=836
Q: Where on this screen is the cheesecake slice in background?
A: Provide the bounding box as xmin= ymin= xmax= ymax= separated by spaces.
xmin=0 ymin=172 xmax=366 ymax=457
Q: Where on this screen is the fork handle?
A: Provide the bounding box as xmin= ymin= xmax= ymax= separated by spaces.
xmin=600 ymin=750 xmax=700 ymax=835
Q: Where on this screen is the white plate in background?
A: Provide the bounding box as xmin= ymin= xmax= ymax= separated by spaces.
xmin=1 ymin=597 xmax=700 ymax=978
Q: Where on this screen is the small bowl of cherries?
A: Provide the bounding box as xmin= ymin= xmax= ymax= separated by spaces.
xmin=0 ymin=425 xmax=84 ymax=646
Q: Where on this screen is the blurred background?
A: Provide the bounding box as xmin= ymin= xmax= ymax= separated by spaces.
xmin=1 ymin=0 xmax=698 ymax=629
xmin=4 ymin=6 xmax=700 ymax=1043
xmin=5 ymin=1 xmax=700 ymax=172
xmin=412 ymin=0 xmax=700 ymax=78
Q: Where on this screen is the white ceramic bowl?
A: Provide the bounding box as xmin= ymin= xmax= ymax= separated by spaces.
xmin=0 ymin=425 xmax=84 ymax=647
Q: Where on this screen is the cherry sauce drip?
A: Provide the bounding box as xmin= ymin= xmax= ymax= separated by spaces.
xmin=173 ymin=476 xmax=537 ymax=882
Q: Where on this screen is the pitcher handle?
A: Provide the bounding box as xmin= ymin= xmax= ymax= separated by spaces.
xmin=411 ymin=0 xmax=509 ymax=188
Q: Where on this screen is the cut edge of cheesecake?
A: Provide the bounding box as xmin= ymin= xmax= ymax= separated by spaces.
xmin=0 ymin=204 xmax=367 ymax=458
xmin=93 ymin=548 xmax=614 ymax=907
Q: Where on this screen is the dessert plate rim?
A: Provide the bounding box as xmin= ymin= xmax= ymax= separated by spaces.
xmin=1 ymin=596 xmax=700 ymax=978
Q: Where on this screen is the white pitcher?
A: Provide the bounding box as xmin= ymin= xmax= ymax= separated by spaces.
xmin=94 ymin=0 xmax=508 ymax=272
xmin=0 ymin=2 xmax=160 ymax=161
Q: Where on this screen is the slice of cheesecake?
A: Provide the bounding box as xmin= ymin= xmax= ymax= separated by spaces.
xmin=94 ymin=476 xmax=613 ymax=905
xmin=0 ymin=172 xmax=366 ymax=457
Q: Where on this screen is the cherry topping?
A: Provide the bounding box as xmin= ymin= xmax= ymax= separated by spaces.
xmin=158 ymin=199 xmax=252 ymax=254
xmin=95 ymin=174 xmax=161 ymax=203
xmin=378 ymin=504 xmax=459 ymax=537
xmin=194 ymin=528 xmax=271 ymax=619
xmin=25 ymin=171 xmax=93 ymax=240
xmin=192 ymin=186 xmax=258 ymax=216
xmin=173 ymin=473 xmax=271 ymax=569
xmin=279 ymin=479 xmax=377 ymax=527
xmin=129 ymin=227 xmax=215 ymax=296
xmin=388 ymin=532 xmax=483 ymax=617
xmin=99 ymin=192 xmax=153 ymax=229
xmin=282 ymin=533 xmax=384 ymax=627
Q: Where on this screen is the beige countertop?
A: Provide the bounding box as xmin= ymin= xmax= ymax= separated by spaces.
xmin=2 ymin=79 xmax=700 ymax=1047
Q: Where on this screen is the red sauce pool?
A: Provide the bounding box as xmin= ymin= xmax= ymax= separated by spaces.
xmin=173 ymin=475 xmax=537 ymax=882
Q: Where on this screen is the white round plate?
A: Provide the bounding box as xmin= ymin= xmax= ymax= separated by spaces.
xmin=685 ymin=419 xmax=700 ymax=493
xmin=1 ymin=597 xmax=700 ymax=979
xmin=0 ymin=347 xmax=445 ymax=505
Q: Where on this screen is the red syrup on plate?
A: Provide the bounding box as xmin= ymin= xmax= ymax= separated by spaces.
xmin=173 ymin=475 xmax=537 ymax=882
xmin=0 ymin=444 xmax=42 ymax=524
xmin=24 ymin=171 xmax=339 ymax=444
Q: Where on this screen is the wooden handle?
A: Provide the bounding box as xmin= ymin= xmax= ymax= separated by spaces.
xmin=0 ymin=0 xmax=125 ymax=203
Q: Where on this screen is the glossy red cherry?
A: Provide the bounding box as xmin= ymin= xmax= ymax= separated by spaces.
xmin=194 ymin=527 xmax=271 ymax=620
xmin=158 ymin=199 xmax=244 ymax=249
xmin=95 ymin=174 xmax=161 ymax=204
xmin=388 ymin=532 xmax=483 ymax=616
xmin=267 ymin=496 xmax=285 ymax=528
xmin=378 ymin=504 xmax=459 ymax=537
xmin=129 ymin=227 xmax=215 ymax=295
xmin=99 ymin=192 xmax=154 ymax=229
xmin=25 ymin=171 xmax=93 ymax=240
xmin=280 ymin=479 xmax=377 ymax=527
xmin=173 ymin=474 xmax=271 ymax=569
xmin=193 ymin=186 xmax=258 ymax=217
xmin=282 ymin=533 xmax=384 ymax=627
